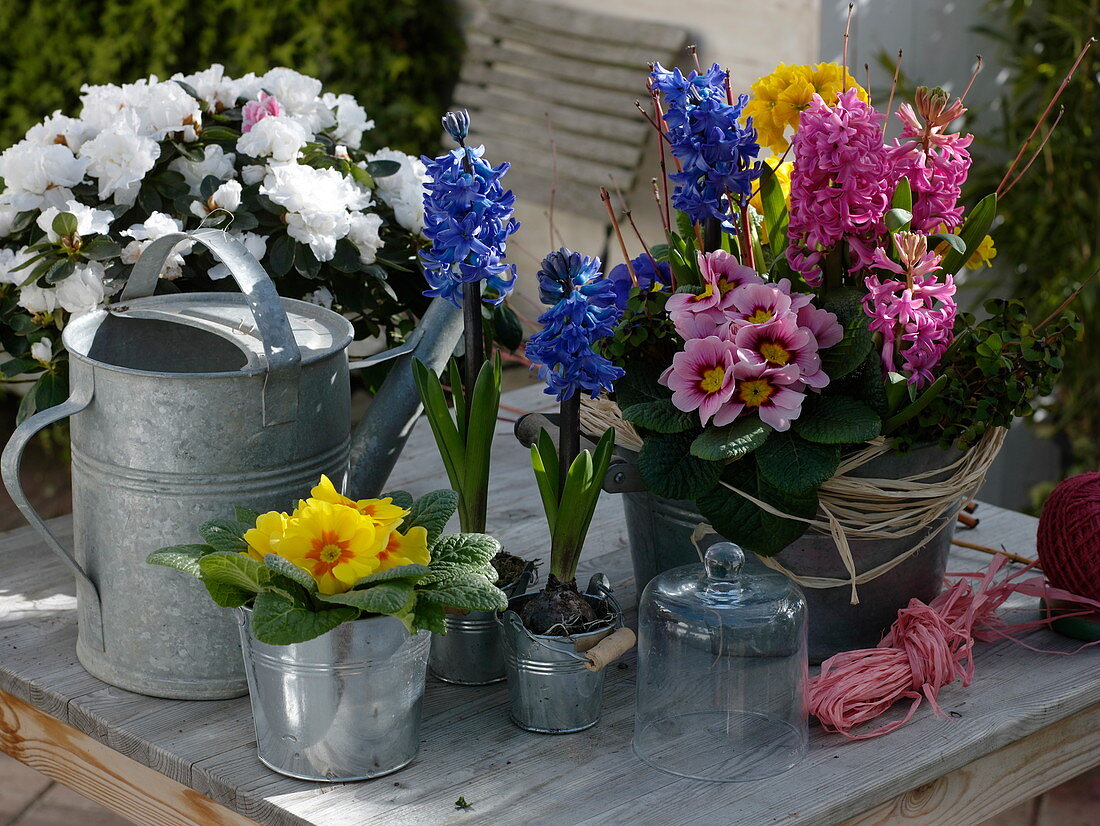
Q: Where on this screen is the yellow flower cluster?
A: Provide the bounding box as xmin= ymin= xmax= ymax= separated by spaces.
xmin=744 ymin=63 xmax=870 ymax=153
xmin=934 ymin=224 xmax=998 ymax=271
xmin=243 ymin=475 xmax=429 ymax=595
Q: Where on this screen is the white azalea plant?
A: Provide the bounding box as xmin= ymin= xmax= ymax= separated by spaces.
xmin=0 ymin=65 xmax=432 ymax=421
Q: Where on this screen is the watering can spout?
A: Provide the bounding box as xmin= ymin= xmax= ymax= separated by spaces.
xmin=347 ymin=297 xmax=463 ymax=497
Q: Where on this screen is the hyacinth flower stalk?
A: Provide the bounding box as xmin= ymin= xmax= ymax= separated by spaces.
xmin=520 ymin=249 xmax=623 ymax=634
xmin=413 ymin=111 xmax=517 ymax=541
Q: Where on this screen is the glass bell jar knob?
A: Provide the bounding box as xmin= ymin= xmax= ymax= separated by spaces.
xmin=704 ymin=542 xmax=744 ymax=580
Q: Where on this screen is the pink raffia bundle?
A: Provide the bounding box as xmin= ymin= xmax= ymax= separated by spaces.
xmin=809 ymin=555 xmax=1100 ymax=739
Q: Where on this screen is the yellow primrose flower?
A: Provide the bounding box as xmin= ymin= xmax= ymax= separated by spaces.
xmin=965 ymin=234 xmax=997 ymax=270
xmin=277 ymin=500 xmax=384 ymax=595
xmin=745 ymin=62 xmax=870 ymax=153
xmin=375 ymin=525 xmax=431 ymax=571
xmin=243 ymin=511 xmax=289 ymax=562
xmin=309 ymin=474 xmax=409 ymax=530
xmin=749 ymin=157 xmax=794 ymax=215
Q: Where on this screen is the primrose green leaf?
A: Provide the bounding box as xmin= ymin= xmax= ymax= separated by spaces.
xmin=691 ymin=418 xmax=770 ymax=461
xmin=620 ymin=398 xmax=696 ymax=434
xmin=353 ymin=564 xmax=430 ymax=586
xmin=319 ymin=581 xmax=414 ymax=615
xmin=198 ymin=552 xmax=270 ymax=593
xmin=638 ymin=430 xmax=722 ymax=500
xmin=429 ymin=533 xmax=501 ymax=568
xmin=402 ymin=489 xmax=459 ymax=545
xmin=250 ymin=592 xmax=358 ymax=645
xmin=417 ymin=575 xmax=508 ymax=612
xmin=755 ymin=432 xmax=841 ymax=495
xmin=146 ymin=544 xmax=214 ymax=577
xmin=198 ymin=519 xmax=249 ymax=554
xmin=263 ymin=554 xmax=317 ymax=593
xmin=793 ymin=396 xmax=882 ymax=444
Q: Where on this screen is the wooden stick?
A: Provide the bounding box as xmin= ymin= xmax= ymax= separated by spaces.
xmin=951 ymin=538 xmax=1037 ymax=568
xmin=957 ymin=512 xmax=979 ymax=529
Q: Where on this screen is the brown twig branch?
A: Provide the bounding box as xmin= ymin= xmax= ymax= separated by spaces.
xmin=600 ymin=186 xmax=637 ymax=286
xmin=999 ymin=106 xmax=1065 ymax=198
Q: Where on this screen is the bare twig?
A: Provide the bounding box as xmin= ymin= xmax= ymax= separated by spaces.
xmin=960 ymin=55 xmax=983 ymax=105
xmin=600 ymin=186 xmax=637 ymax=286
xmin=1035 ymin=263 xmax=1100 ymax=332
xmin=884 ymin=49 xmax=903 ymax=135
xmin=997 ymin=37 xmax=1095 ymax=198
xmin=999 ymin=106 xmax=1065 ymax=198
xmin=842 ymin=3 xmax=855 ymax=91
xmin=547 ymin=113 xmax=558 ymax=250
xmin=951 ymin=538 xmax=1037 ymax=568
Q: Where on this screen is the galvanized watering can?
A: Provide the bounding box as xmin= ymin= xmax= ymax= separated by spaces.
xmin=1 ymin=228 xmax=461 ymax=699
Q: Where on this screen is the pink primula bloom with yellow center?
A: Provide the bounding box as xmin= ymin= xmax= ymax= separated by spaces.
xmin=309 ymin=474 xmax=409 ymax=530
xmin=735 ymin=315 xmax=830 ymax=389
xmin=728 ymin=282 xmax=795 ymax=327
xmin=660 ymin=335 xmax=740 ymax=426
xmin=276 ymin=499 xmax=384 ymax=595
xmin=722 ymin=361 xmax=806 ymax=431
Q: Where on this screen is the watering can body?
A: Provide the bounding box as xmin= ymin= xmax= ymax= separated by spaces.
xmin=1 ymin=229 xmax=461 ymax=699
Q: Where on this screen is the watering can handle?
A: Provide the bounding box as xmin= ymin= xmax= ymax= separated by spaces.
xmin=121 ymin=228 xmax=302 ymax=426
xmin=0 ymin=369 xmax=105 ymax=651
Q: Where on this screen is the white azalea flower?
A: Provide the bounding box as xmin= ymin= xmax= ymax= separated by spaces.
xmin=241 ymin=164 xmax=266 ymax=185
xmin=25 ymin=111 xmax=91 ymax=152
xmin=347 ymin=212 xmax=384 ymax=265
xmin=0 ymin=140 xmax=90 ymax=211
xmin=367 ymin=148 xmax=428 ymax=234
xmin=36 ymin=200 xmax=114 ymax=242
xmin=260 ymin=164 xmax=371 ymax=261
xmin=260 ymin=68 xmax=333 ymax=133
xmin=18 ymin=284 xmax=58 ymax=314
xmin=191 ymin=179 xmax=243 ymax=219
xmin=236 ymin=115 xmax=311 ymax=163
xmin=121 ymin=212 xmax=189 ymax=278
xmin=56 ymin=262 xmax=107 ymax=315
xmin=0 ymin=205 xmax=19 ymax=238
xmin=322 ymin=93 xmax=373 ymax=150
xmin=79 ymin=115 xmax=160 ymax=205
xmin=208 ymin=231 xmax=268 ymax=280
xmin=305 ymin=286 xmax=335 ymax=309
xmin=0 ymin=247 xmax=32 ymax=285
xmin=30 ymin=337 xmax=52 ymax=364
xmin=169 ymin=144 xmax=236 ymax=195
xmin=173 ymin=64 xmax=241 ymax=114
xmin=141 ymin=81 xmax=202 ymax=141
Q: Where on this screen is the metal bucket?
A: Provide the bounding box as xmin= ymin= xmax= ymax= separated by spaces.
xmin=1 ymin=228 xmax=461 ymax=699
xmin=237 ymin=610 xmax=430 ymax=781
xmin=429 ymin=562 xmax=536 ymax=685
xmin=622 ymin=444 xmax=966 ymax=663
xmin=499 ymin=574 xmax=622 ymax=734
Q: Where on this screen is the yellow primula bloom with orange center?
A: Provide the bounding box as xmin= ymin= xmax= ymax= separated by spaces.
xmin=745 ymin=62 xmax=870 ymax=153
xmin=243 ymin=511 xmax=289 ymax=562
xmin=376 ymin=525 xmax=431 ymax=570
xmin=308 ymin=474 xmax=409 ymax=530
xmin=277 ymin=500 xmax=385 ymax=595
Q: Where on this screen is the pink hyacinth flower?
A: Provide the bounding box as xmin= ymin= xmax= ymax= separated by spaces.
xmin=242 ymin=92 xmax=282 ymax=133
xmin=660 ymin=336 xmax=740 ymax=426
xmin=714 ymin=361 xmax=806 ymax=431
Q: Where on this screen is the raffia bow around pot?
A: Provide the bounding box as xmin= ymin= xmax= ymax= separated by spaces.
xmin=580 ymin=395 xmax=1007 ymax=663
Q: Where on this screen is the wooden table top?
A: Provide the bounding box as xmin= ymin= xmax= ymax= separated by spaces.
xmin=1 ymin=384 xmax=1097 ymax=826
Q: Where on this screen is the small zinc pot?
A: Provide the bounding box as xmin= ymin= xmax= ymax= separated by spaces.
xmin=499 ymin=574 xmax=622 ymax=734
xmin=429 ymin=562 xmax=536 ymax=685
xmin=236 ymin=609 xmax=431 ymax=782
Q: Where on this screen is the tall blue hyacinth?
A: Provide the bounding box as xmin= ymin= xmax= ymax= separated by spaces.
xmin=420 ymin=115 xmax=519 ymax=308
xmin=525 ymin=248 xmax=625 ymax=402
xmin=650 ymin=62 xmax=764 ymax=227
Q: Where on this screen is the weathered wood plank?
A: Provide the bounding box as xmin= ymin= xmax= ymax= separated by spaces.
xmin=0 ymin=689 xmax=259 ymax=826
xmin=460 ymin=62 xmax=637 ymax=120
xmin=465 ymin=37 xmax=647 ymax=93
xmin=474 ymin=16 xmax=673 ymax=70
xmin=451 ymin=83 xmax=648 ymax=144
xmin=485 ymin=0 xmax=687 ymax=51
xmin=464 ymin=109 xmax=642 ymax=170
xmin=841 ymin=703 xmax=1100 ymax=826
xmin=493 ymin=170 xmax=612 ymax=218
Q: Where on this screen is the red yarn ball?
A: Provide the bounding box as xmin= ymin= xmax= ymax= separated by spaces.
xmin=1037 ymin=472 xmax=1100 ymax=602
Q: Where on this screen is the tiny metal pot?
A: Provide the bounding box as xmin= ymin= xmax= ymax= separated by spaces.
xmin=236 ymin=609 xmax=430 ymax=782
xmin=499 ymin=574 xmax=622 ymax=734
xmin=429 ymin=562 xmax=537 ymax=685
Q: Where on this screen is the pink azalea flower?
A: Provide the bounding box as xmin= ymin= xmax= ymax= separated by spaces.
xmin=660 ymin=336 xmax=740 ymax=426
xmin=735 ymin=316 xmax=831 ymax=389
xmin=714 ymin=361 xmax=806 ymax=431
xmin=242 ymin=92 xmax=282 ymax=133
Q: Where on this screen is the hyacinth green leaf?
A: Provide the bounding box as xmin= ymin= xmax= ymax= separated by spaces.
xmin=885 ymin=208 xmax=913 ymax=233
xmin=691 ymin=418 xmax=771 ymax=461
xmin=883 ymin=373 xmax=948 ymax=433
xmin=760 ymin=167 xmax=789 ymax=255
xmin=928 ymin=232 xmax=966 ymax=255
xmin=412 ymin=359 xmax=465 ymax=495
xmin=940 ymin=193 xmax=996 ymax=275
xmin=892 ymin=177 xmax=913 ymax=212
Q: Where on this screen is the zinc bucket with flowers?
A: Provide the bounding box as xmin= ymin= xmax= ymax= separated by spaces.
xmin=576 ymin=59 xmax=1081 ymax=662
xmin=149 ymin=476 xmax=509 ymax=781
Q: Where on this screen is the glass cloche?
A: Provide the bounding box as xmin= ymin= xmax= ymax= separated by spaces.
xmin=634 ymin=542 xmax=808 ymax=781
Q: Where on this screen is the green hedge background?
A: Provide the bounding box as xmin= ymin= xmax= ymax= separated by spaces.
xmin=0 ymin=0 xmax=463 ymax=153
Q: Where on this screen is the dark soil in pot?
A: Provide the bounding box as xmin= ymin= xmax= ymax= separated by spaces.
xmin=519 ymin=574 xmax=611 ymax=635
xmin=491 ymin=550 xmax=533 ymax=591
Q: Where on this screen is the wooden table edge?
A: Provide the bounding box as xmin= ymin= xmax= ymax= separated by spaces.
xmin=0 ymin=688 xmax=259 ymax=826
xmin=840 ymin=701 xmax=1100 ymax=826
